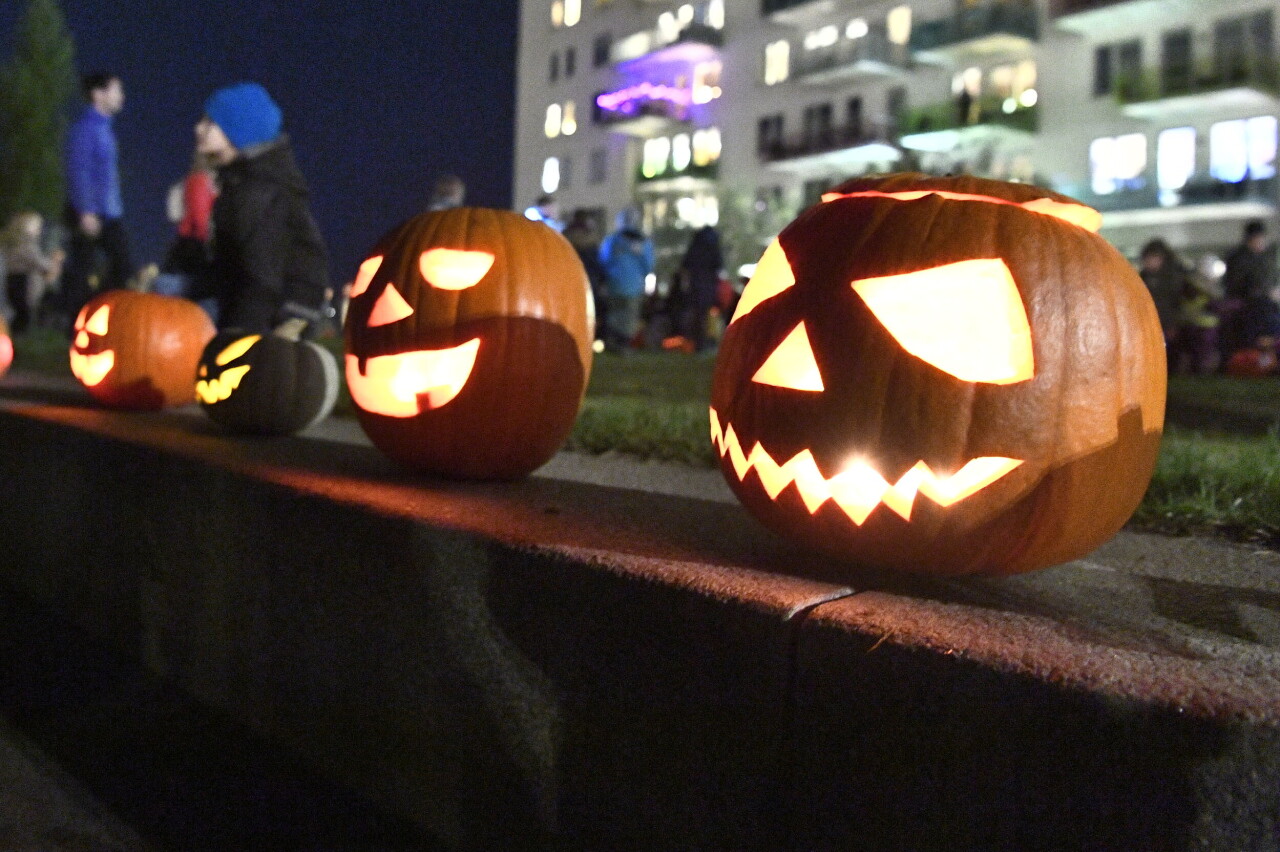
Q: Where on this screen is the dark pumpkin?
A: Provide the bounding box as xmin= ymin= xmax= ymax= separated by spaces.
xmin=344 ymin=207 xmax=593 ymax=479
xmin=196 ymin=330 xmax=339 ymax=435
xmin=710 ymin=173 xmax=1166 ymax=576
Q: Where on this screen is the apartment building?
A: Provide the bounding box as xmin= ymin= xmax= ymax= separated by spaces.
xmin=514 ymin=0 xmax=1280 ymax=273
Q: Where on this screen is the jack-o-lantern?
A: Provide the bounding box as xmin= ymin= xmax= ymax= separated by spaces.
xmin=710 ymin=173 xmax=1166 ymax=576
xmin=0 ymin=314 xmax=12 ymax=379
xmin=344 ymin=207 xmax=593 ymax=479
xmin=196 ymin=330 xmax=339 ymax=435
xmin=70 ymin=290 xmax=215 ymax=409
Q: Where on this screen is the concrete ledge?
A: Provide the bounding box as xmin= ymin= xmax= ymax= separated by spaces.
xmin=0 ymin=372 xmax=1276 ymax=849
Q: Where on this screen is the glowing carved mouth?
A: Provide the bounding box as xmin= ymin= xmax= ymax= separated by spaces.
xmin=710 ymin=408 xmax=1022 ymax=525
xmin=196 ymin=366 xmax=251 ymax=404
xmin=345 ymin=338 xmax=480 ymax=417
xmin=70 ymin=349 xmax=115 ymax=387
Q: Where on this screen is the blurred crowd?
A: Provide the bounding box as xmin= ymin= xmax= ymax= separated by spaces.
xmin=1139 ymin=219 xmax=1280 ymax=377
xmin=4 ymin=71 xmax=1280 ymax=380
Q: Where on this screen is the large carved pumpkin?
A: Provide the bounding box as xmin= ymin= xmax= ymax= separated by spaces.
xmin=345 ymin=207 xmax=593 ymax=479
xmin=710 ymin=173 xmax=1166 ymax=576
xmin=70 ymin=290 xmax=215 ymax=409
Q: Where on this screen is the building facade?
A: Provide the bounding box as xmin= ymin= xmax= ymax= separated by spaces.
xmin=514 ymin=0 xmax=1280 ymax=275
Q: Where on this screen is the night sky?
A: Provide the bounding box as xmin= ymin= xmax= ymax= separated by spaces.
xmin=0 ymin=0 xmax=518 ymax=286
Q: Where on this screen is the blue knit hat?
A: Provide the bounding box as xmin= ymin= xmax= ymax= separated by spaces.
xmin=204 ymin=82 xmax=282 ymax=150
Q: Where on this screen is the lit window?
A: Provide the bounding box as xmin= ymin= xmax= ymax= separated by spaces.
xmin=544 ymin=103 xmax=562 ymax=138
xmin=804 ymin=25 xmax=839 ymax=51
xmin=1249 ymin=116 xmax=1278 ymax=180
xmin=887 ymin=5 xmax=912 ymax=46
xmin=672 ymin=133 xmax=692 ymax=171
xmin=1157 ymin=126 xmax=1195 ymax=192
xmin=643 ymin=137 xmax=671 ymax=178
xmin=847 ymin=18 xmax=868 ymax=39
xmin=693 ymin=127 xmax=722 ymax=166
xmin=1090 ymin=133 xmax=1147 ymax=195
xmin=676 ymin=4 xmax=693 ymax=26
xmin=1211 ymin=116 xmax=1278 ymax=183
xmin=541 ymin=157 xmax=561 ymax=193
xmin=658 ymin=11 xmax=679 ymax=43
xmin=765 ymin=40 xmax=790 ymax=85
xmin=693 ymin=61 xmax=723 ymax=104
xmin=561 ymin=101 xmax=577 ymax=136
xmin=551 ymin=0 xmax=564 ymax=27
xmin=564 ymin=0 xmax=581 ymax=27
xmin=1015 ymin=60 xmax=1037 ymax=95
xmin=707 ymin=0 xmax=725 ymax=29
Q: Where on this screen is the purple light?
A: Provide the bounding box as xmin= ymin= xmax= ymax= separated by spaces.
xmin=596 ymin=82 xmax=692 ymax=113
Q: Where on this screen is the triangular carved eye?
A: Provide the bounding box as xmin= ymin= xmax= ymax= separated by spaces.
xmin=350 ymin=255 xmax=383 ymax=298
xmin=752 ymin=322 xmax=823 ymax=391
xmin=731 ymin=239 xmax=795 ymax=324
xmin=853 ymin=258 xmax=1034 ymax=385
xmin=86 ymin=305 xmax=110 ymax=335
xmin=216 ymin=335 xmax=261 ymax=365
xmin=368 ymin=282 xmax=415 ymax=327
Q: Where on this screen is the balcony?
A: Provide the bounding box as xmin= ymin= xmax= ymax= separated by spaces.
xmin=791 ymin=31 xmax=912 ymax=85
xmin=1066 ymin=177 xmax=1277 ymax=228
xmin=911 ymin=3 xmax=1039 ymax=65
xmin=760 ymin=122 xmax=903 ymax=175
xmin=1051 ymin=0 xmax=1199 ymax=36
xmin=635 ymin=160 xmax=720 ymax=189
xmin=1112 ymin=59 xmax=1280 ymax=120
xmin=611 ymin=22 xmax=723 ymax=70
xmin=762 ymin=0 xmax=839 ymax=26
xmin=899 ymin=97 xmax=1038 ymax=152
xmin=594 ymin=88 xmax=691 ymax=137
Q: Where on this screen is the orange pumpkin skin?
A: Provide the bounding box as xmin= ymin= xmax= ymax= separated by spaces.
xmin=345 ymin=207 xmax=593 ymax=479
xmin=70 ymin=290 xmax=216 ymax=410
xmin=711 ymin=174 xmax=1166 ymax=576
xmin=0 ymin=314 xmax=12 ymax=379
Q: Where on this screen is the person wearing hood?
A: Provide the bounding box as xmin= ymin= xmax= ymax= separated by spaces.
xmin=194 ymin=82 xmax=329 ymax=334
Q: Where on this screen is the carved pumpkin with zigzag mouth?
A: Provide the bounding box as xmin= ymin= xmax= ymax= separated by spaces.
xmin=711 ymin=174 xmax=1166 ymax=576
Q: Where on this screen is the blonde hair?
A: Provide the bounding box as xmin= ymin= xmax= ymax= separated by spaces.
xmin=0 ymin=211 xmax=42 ymax=253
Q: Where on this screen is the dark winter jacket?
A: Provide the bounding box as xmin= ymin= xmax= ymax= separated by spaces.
xmin=203 ymin=136 xmax=329 ymax=331
xmin=679 ymin=226 xmax=723 ymax=308
xmin=1222 ymin=243 xmax=1277 ymax=300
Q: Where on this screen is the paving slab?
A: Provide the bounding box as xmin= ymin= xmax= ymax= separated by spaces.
xmin=0 ymin=370 xmax=1276 ymax=849
xmin=0 ymin=715 xmax=146 ymax=851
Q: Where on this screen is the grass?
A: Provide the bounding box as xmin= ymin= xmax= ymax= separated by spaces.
xmin=16 ymin=329 xmax=1280 ymax=546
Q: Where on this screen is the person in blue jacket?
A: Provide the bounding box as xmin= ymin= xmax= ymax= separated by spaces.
xmin=62 ymin=72 xmax=134 ymax=329
xmin=598 ymin=208 xmax=654 ymax=353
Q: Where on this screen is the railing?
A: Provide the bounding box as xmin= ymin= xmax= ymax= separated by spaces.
xmin=791 ymin=31 xmax=911 ymax=80
xmin=1072 ymin=176 xmax=1278 ymax=212
xmin=611 ymin=21 xmax=724 ymax=65
xmin=594 ymin=89 xmax=690 ymax=128
xmin=1112 ymin=57 xmax=1280 ymax=105
xmin=1050 ymin=0 xmax=1140 ymax=16
xmin=901 ymin=97 xmax=1038 ymax=136
xmin=759 ymin=122 xmax=898 ymax=162
xmin=911 ymin=2 xmax=1039 ymax=53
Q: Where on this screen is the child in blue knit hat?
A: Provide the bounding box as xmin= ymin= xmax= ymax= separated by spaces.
xmin=192 ymin=82 xmax=329 ymax=335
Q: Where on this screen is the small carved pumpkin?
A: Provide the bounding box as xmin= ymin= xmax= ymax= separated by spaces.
xmin=70 ymin=290 xmax=215 ymax=409
xmin=344 ymin=207 xmax=593 ymax=479
xmin=711 ymin=173 xmax=1166 ymax=576
xmin=0 ymin=314 xmax=12 ymax=379
xmin=196 ymin=330 xmax=339 ymax=435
